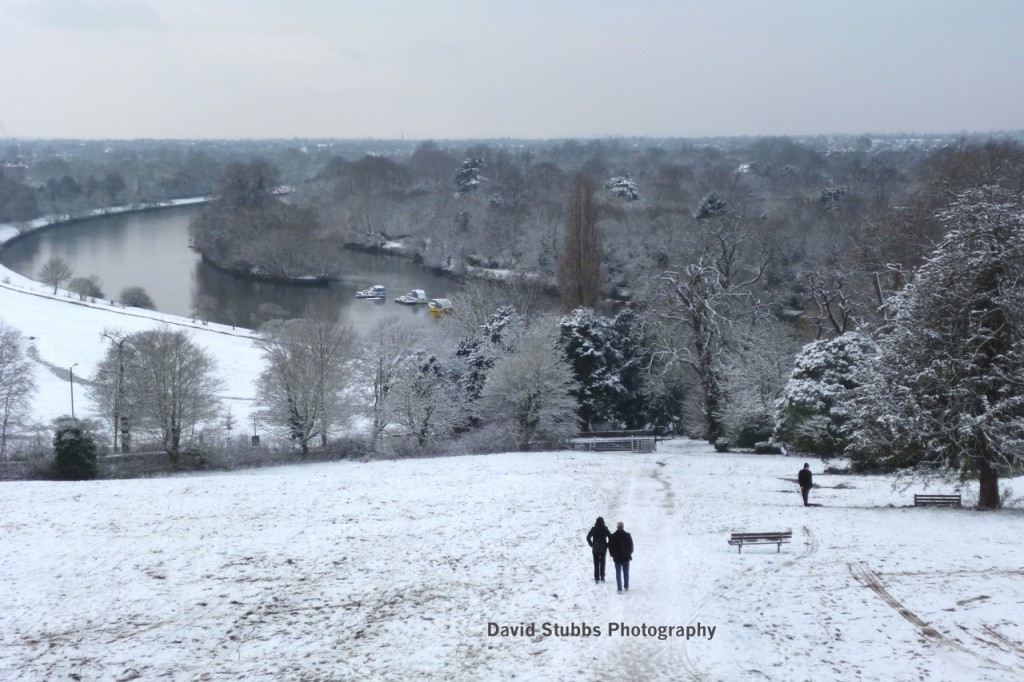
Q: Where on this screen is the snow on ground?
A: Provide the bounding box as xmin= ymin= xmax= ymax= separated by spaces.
xmin=3 ymin=212 xmax=1024 ymax=680
xmin=0 ymin=256 xmax=262 ymax=430
xmin=2 ymin=440 xmax=1023 ymax=681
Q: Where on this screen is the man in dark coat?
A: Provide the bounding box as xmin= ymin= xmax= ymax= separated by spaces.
xmin=586 ymin=516 xmax=611 ymax=583
xmin=607 ymin=521 xmax=633 ymax=592
xmin=798 ymin=462 xmax=813 ymax=506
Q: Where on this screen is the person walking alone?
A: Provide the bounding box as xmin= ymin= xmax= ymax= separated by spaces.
xmin=608 ymin=521 xmax=633 ymax=592
xmin=586 ymin=516 xmax=611 ymax=583
xmin=798 ymin=462 xmax=813 ymax=506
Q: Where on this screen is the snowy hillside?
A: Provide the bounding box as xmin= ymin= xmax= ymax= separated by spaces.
xmin=0 ymin=247 xmax=262 ymax=430
xmin=2 ymin=441 xmax=1023 ymax=681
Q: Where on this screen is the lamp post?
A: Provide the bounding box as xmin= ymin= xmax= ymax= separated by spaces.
xmin=69 ymin=363 xmax=79 ymax=418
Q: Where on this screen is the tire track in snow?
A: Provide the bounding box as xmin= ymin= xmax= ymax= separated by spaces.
xmin=848 ymin=561 xmax=1016 ymax=674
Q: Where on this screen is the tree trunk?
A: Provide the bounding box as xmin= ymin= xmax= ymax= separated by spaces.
xmin=978 ymin=457 xmax=1000 ymax=509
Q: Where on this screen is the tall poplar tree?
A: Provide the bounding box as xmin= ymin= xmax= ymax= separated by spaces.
xmin=557 ymin=173 xmax=602 ymax=312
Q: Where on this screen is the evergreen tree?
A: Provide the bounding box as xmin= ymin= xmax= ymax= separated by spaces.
xmin=846 ymin=188 xmax=1024 ymax=508
xmin=774 ymin=332 xmax=873 ymax=457
xmin=53 ymin=416 xmax=98 ymax=480
xmin=453 ymin=158 xmax=484 ymax=195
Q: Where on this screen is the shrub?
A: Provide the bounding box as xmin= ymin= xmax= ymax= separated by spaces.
xmin=119 ymin=286 xmax=156 ymax=310
xmin=53 ymin=416 xmax=98 ymax=480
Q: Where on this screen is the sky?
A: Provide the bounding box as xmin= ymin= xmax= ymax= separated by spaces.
xmin=1 ymin=0 xmax=1023 ymax=140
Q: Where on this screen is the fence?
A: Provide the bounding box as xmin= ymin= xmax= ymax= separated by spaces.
xmin=569 ymin=434 xmax=657 ymax=453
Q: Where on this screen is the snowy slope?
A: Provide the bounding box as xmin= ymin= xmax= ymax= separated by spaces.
xmin=0 ymin=260 xmax=262 ymax=430
xmin=1 ymin=441 xmax=1023 ymax=681
xmin=3 ymin=218 xmax=1024 ymax=681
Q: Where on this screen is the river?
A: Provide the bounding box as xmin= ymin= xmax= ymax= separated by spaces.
xmin=0 ymin=204 xmax=462 ymax=333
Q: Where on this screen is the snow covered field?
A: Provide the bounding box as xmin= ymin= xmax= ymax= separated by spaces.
xmin=2 ymin=440 xmax=1023 ymax=681
xmin=3 ymin=219 xmax=1024 ymax=680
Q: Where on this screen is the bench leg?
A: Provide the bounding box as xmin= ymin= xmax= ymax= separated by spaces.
xmin=777 ymin=542 xmax=781 ymax=552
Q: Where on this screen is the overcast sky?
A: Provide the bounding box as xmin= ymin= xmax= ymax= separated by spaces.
xmin=1 ymin=0 xmax=1022 ymax=140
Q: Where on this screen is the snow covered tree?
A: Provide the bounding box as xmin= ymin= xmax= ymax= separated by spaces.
xmin=559 ymin=307 xmax=664 ymax=431
xmin=39 ymin=256 xmax=71 ymax=294
xmin=53 ymin=416 xmax=97 ymax=480
xmin=774 ymin=332 xmax=874 ymax=457
xmin=695 ymin=192 xmax=728 ymax=220
xmin=478 ymin=326 xmax=580 ymax=450
xmin=94 ymin=328 xmax=222 ymax=467
xmin=557 ymin=173 xmax=603 ymax=312
xmin=387 ymin=351 xmax=468 ymax=448
xmin=718 ymin=319 xmax=799 ymax=448
xmin=0 ymin=321 xmax=36 ymax=464
xmin=846 ymin=188 xmax=1024 ymax=508
xmin=454 ymin=158 xmax=484 ymax=195
xmin=454 ymin=305 xmax=524 ymax=407
xmin=358 ymin=316 xmax=422 ymax=445
xmin=605 ymin=175 xmax=640 ymax=202
xmin=255 ymin=314 xmax=355 ymax=457
xmin=654 ymin=226 xmax=769 ymax=442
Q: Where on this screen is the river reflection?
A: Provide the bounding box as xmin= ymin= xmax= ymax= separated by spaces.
xmin=0 ymin=204 xmax=461 ymax=333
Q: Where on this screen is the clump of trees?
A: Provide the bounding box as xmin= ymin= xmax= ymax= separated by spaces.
xmin=68 ymin=275 xmax=104 ymax=301
xmin=190 ymin=160 xmax=345 ymax=280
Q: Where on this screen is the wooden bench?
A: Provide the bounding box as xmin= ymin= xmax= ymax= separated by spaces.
xmin=727 ymin=530 xmax=792 ymax=553
xmin=914 ymin=494 xmax=961 ymax=507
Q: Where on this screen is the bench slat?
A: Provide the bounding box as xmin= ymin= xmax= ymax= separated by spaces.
xmin=914 ymin=494 xmax=961 ymax=507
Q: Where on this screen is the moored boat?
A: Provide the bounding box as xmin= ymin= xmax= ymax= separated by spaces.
xmin=356 ymin=285 xmax=386 ymax=299
xmin=394 ymin=289 xmax=429 ymax=304
xmin=428 ymin=298 xmax=453 ymax=316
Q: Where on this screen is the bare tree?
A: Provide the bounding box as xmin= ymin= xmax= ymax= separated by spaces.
xmin=88 ymin=328 xmax=133 ymax=453
xmin=255 ymin=310 xmax=355 ymax=456
xmin=358 ymin=316 xmax=422 ymax=446
xmin=113 ymin=328 xmax=222 ymax=467
xmin=445 ymin=275 xmax=550 ymax=339
xmin=0 ymin=321 xmax=36 ymax=465
xmin=387 ymin=350 xmax=469 ymax=448
xmin=39 ymin=256 xmax=72 ymax=294
xmin=67 ymin=275 xmax=104 ymax=301
xmin=557 ymin=173 xmax=602 ymax=312
xmin=655 ymin=226 xmax=769 ymax=442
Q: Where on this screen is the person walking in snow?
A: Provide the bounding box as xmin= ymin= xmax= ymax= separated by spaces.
xmin=586 ymin=516 xmax=612 ymax=583
xmin=798 ymin=462 xmax=813 ymax=506
xmin=608 ymin=521 xmax=633 ymax=592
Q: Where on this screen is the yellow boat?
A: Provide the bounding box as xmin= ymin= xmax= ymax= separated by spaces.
xmin=428 ymin=298 xmax=453 ymax=316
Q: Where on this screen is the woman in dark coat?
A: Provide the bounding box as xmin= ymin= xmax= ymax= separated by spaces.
xmin=586 ymin=516 xmax=612 ymax=583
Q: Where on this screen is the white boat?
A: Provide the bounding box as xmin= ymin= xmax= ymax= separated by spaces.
xmin=394 ymin=289 xmax=429 ymax=304
xmin=356 ymin=285 xmax=386 ymax=299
